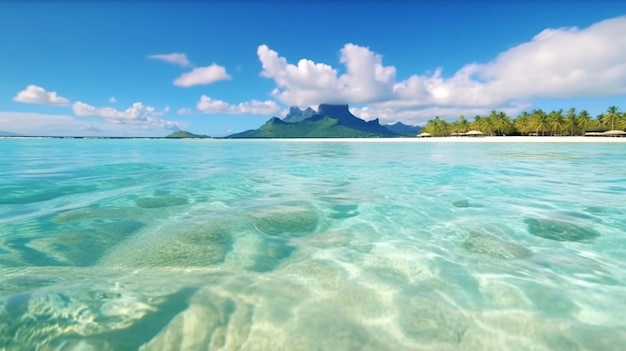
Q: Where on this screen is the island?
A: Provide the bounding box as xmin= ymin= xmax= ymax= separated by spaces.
xmin=165 ymin=131 xmax=211 ymax=139
xmin=226 ymin=104 xmax=420 ymax=138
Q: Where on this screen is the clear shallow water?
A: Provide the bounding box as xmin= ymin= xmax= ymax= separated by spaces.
xmin=1 ymin=138 xmax=625 ymax=350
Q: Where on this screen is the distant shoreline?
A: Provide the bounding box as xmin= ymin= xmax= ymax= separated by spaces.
xmin=2 ymin=136 xmax=626 ymax=143
xmin=226 ymin=136 xmax=626 ymax=143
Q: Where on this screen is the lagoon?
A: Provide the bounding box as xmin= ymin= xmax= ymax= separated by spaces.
xmin=1 ymin=138 xmax=625 ymax=350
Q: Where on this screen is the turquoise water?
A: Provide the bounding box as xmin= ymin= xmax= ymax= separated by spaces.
xmin=1 ymin=138 xmax=625 ymax=350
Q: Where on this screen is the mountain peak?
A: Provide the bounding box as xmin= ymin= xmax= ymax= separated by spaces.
xmin=317 ymin=104 xmax=350 ymax=118
xmin=227 ymin=102 xmax=398 ymax=138
xmin=283 ymin=106 xmax=317 ymax=122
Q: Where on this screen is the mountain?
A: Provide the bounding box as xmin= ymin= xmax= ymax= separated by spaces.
xmin=165 ymin=131 xmax=210 ymax=138
xmin=228 ymin=104 xmax=399 ymax=138
xmin=384 ymin=122 xmax=421 ymax=135
xmin=283 ymin=106 xmax=317 ymax=123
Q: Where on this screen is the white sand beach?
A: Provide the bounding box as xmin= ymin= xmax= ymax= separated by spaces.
xmin=238 ymin=136 xmax=626 ymax=143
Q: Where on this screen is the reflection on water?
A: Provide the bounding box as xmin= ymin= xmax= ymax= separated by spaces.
xmin=1 ymin=139 xmax=626 ymax=350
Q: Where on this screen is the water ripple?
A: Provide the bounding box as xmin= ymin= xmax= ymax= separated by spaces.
xmin=1 ymin=139 xmax=625 ymax=350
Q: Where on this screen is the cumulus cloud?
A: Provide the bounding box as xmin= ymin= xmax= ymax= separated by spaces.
xmin=72 ymin=101 xmax=181 ymax=130
xmin=0 ymin=112 xmax=80 ymax=135
xmin=173 ymin=64 xmax=231 ymax=87
xmin=350 ymin=101 xmax=532 ymax=126
xmin=257 ymin=16 xmax=626 ymax=123
xmin=0 ymin=111 xmax=183 ymax=137
xmin=108 ymin=96 xmax=117 ymax=104
xmin=148 ymin=52 xmax=192 ymax=67
xmin=13 ymin=85 xmax=70 ymax=106
xmin=477 ymin=17 xmax=626 ymax=99
xmin=196 ymin=95 xmax=282 ymax=115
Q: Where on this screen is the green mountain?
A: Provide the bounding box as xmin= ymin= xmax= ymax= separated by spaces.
xmin=228 ymin=104 xmax=398 ymax=138
xmin=165 ymin=131 xmax=210 ymax=138
xmin=283 ymin=106 xmax=317 ymax=123
xmin=384 ymin=122 xmax=422 ymax=135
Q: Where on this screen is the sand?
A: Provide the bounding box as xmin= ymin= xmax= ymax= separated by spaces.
xmin=221 ymin=136 xmax=626 ymax=143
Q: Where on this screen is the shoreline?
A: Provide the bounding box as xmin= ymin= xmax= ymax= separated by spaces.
xmin=2 ymin=136 xmax=626 ymax=143
xmin=220 ymin=136 xmax=626 ymax=143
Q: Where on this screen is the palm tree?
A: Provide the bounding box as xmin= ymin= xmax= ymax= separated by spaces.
xmin=602 ymin=106 xmax=621 ymax=130
xmin=471 ymin=115 xmax=492 ymax=135
xmin=488 ymin=110 xmax=512 ymax=136
xmin=487 ymin=110 xmax=500 ymax=135
xmin=450 ymin=115 xmax=470 ymax=134
xmin=529 ymin=109 xmax=549 ymax=136
xmin=548 ymin=109 xmax=565 ymax=136
xmin=514 ymin=112 xmax=532 ymax=135
xmin=499 ymin=112 xmax=514 ymax=135
xmin=565 ymin=107 xmax=577 ymax=136
xmin=620 ymin=112 xmax=626 ymax=130
xmin=577 ymin=110 xmax=593 ymax=134
xmin=435 ymin=117 xmax=450 ymax=136
xmin=423 ymin=117 xmax=450 ymax=136
xmin=470 ymin=116 xmax=481 ymax=132
xmin=422 ymin=119 xmax=436 ymax=135
xmin=423 ymin=105 xmax=622 ymax=137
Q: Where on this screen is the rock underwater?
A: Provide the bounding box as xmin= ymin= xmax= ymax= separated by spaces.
xmin=462 ymin=232 xmax=533 ymax=260
xmin=524 ymin=217 xmax=600 ymax=243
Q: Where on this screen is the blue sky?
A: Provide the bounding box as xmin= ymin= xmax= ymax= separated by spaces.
xmin=1 ymin=1 xmax=626 ymax=136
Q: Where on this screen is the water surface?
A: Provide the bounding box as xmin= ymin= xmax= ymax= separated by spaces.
xmin=1 ymin=139 xmax=625 ymax=350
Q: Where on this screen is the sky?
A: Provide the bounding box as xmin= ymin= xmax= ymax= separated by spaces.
xmin=1 ymin=1 xmax=626 ymax=137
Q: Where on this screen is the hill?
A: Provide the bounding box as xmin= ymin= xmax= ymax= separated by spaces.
xmin=228 ymin=104 xmax=398 ymax=138
xmin=165 ymin=131 xmax=210 ymax=139
xmin=384 ymin=122 xmax=422 ymax=135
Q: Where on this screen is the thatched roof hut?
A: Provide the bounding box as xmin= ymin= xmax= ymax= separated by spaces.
xmin=603 ymin=130 xmax=626 ymax=137
xmin=465 ymin=130 xmax=484 ymax=137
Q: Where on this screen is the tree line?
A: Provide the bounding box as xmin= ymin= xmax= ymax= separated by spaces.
xmin=421 ymin=106 xmax=626 ymax=136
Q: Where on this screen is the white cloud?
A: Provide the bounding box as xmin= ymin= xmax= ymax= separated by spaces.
xmin=350 ymin=102 xmax=532 ymax=126
xmin=0 ymin=112 xmax=183 ymax=137
xmin=476 ymin=16 xmax=626 ymax=100
xmin=0 ymin=112 xmax=81 ymax=135
xmin=257 ymin=16 xmax=626 ymax=124
xmin=108 ymin=96 xmax=117 ymax=104
xmin=257 ymin=45 xmax=344 ymax=106
xmin=148 ymin=52 xmax=192 ymax=67
xmin=177 ymin=108 xmax=192 ymax=115
xmin=72 ymin=101 xmax=182 ymax=130
xmin=13 ymin=85 xmax=70 ymax=106
xmin=173 ymin=64 xmax=231 ymax=87
xmin=196 ymin=95 xmax=282 ymax=116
